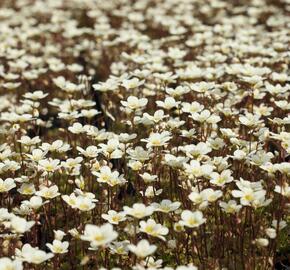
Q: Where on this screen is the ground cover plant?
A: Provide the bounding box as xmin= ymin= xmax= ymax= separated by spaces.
xmin=0 ymin=0 xmax=289 ymax=269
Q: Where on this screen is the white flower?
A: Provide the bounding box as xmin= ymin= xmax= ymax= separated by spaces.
xmin=249 ymin=151 xmax=273 ymax=166
xmin=180 ymin=210 xmax=206 ymax=228
xmin=164 ymin=154 xmax=188 ymax=169
xmin=122 ymin=78 xmax=144 ymax=89
xmin=0 ymin=208 xmax=13 ymax=221
xmin=0 ymin=178 xmax=16 ymax=193
xmin=99 ymin=138 xmax=123 ymax=159
xmin=128 ymin=239 xmax=157 ymax=258
xmin=139 ymin=173 xmax=158 ymax=183
xmin=156 ymin=97 xmax=180 ymax=110
xmin=219 ymin=200 xmax=242 ymax=214
xmin=136 ymin=110 xmax=167 ymax=125
xmin=75 ymin=196 xmax=96 ymax=211
xmin=18 ymin=136 xmax=41 ymax=146
xmin=190 ymin=110 xmax=221 ymax=124
xmin=123 ymin=203 xmax=155 ymax=219
xmin=181 ymin=142 xmax=212 ymax=158
xmin=239 ymin=113 xmax=262 ymax=127
xmin=167 ymin=118 xmax=185 ymax=129
xmin=68 ymin=228 xmax=80 ymax=238
xmin=102 ymin=210 xmax=126 ymax=224
xmin=210 ymin=170 xmax=233 ymax=186
xmin=274 ymin=183 xmax=290 ymax=198
xmin=274 ymin=163 xmax=290 ymax=175
xmin=184 ymin=160 xmax=214 ymax=178
xmin=68 ymin=122 xmax=86 ymax=134
xmin=168 ymin=47 xmax=186 ymax=59
xmin=154 ymin=72 xmax=177 ymax=83
xmin=16 ymin=244 xmax=54 ymax=264
xmin=77 ymin=145 xmax=99 ymax=158
xmin=139 ymin=258 xmax=163 ymax=269
xmin=10 ymin=216 xmax=35 ymax=234
xmin=121 ymin=96 xmax=148 ymax=111
xmin=231 ymin=149 xmax=247 ymax=160
xmin=0 ymin=258 xmax=23 ymax=270
xmin=23 ymin=90 xmax=48 ymax=100
xmin=265 ymin=228 xmax=276 ymax=239
xmin=93 ymin=79 xmax=119 ymax=92
xmin=53 ymin=76 xmax=84 ymax=93
xmin=46 ymin=240 xmax=69 ymax=254
xmin=141 ymin=186 xmax=162 ymax=198
xmin=17 ymin=183 xmax=36 ymax=195
xmin=166 ymin=86 xmax=190 ymax=97
xmin=118 ymin=133 xmax=137 ymax=143
xmin=41 ymin=140 xmax=70 ymax=153
xmin=151 ymin=199 xmax=181 ymax=213
xmin=54 ymin=230 xmax=66 ymax=241
xmin=26 ymin=149 xmax=47 ymax=162
xmin=208 ymin=137 xmax=225 ymax=150
xmin=81 ymin=223 xmax=118 ymax=247
xmin=272 ymin=220 xmax=287 ymax=231
xmin=200 ymin=188 xmax=223 ymax=203
xmin=128 ymin=147 xmax=152 ymax=161
xmin=139 ymin=219 xmax=169 ymax=240
xmin=38 ymin=159 xmax=60 ymax=173
xmin=95 ymin=166 xmax=126 ymax=187
xmin=36 ymin=185 xmax=60 ymax=199
xmin=254 ymin=238 xmax=269 ymax=247
xmin=182 ymin=101 xmax=204 ymax=114
xmin=187 ymin=81 xmax=215 ymax=93
xmin=188 ymin=190 xmax=203 ymax=206
xmin=128 ymin=160 xmax=143 ymax=171
xmin=271 ymin=72 xmax=288 ymax=82
xmin=142 ymin=131 xmax=172 ymax=148
xmin=81 ymin=109 xmax=101 ymax=118
xmin=109 ymin=240 xmax=130 ymax=255
xmin=23 ymin=196 xmax=43 ymax=210
xmin=62 ymin=193 xmax=78 ymax=208
xmin=232 ymin=183 xmax=266 ymax=206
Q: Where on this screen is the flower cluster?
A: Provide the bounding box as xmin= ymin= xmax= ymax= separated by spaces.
xmin=0 ymin=0 xmax=289 ymax=269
